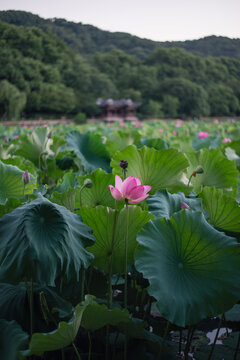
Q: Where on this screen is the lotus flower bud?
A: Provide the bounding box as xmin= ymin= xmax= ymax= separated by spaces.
xmin=83 ymin=179 xmax=93 ymax=188
xmin=119 ymin=160 xmax=128 ymax=170
xmin=192 ymin=166 xmax=204 ymax=177
xmin=4 ymin=136 xmax=8 ymax=143
xmin=47 ymin=131 xmax=52 ymax=139
xmin=22 ymin=170 xmax=30 ymax=185
xmin=181 ymin=201 xmax=190 ymax=210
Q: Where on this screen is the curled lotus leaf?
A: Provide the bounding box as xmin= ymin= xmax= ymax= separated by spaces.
xmin=0 ymin=194 xmax=95 ymax=285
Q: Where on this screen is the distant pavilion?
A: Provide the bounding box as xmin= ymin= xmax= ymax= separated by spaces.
xmin=96 ymin=98 xmax=140 ymax=122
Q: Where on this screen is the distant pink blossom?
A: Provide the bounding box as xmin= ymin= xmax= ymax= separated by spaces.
xmin=181 ymin=201 xmax=190 ymax=210
xmin=108 ymin=175 xmax=151 ymax=204
xmin=223 ymin=138 xmax=232 ymax=143
xmin=172 ymin=130 xmax=177 ymax=135
xmin=158 ymin=128 xmax=164 ymax=133
xmin=198 ymin=131 xmax=210 ymax=139
xmin=4 ymin=136 xmax=8 ymax=142
xmin=214 ymin=119 xmax=219 ymax=124
xmin=13 ymin=135 xmax=19 ymax=139
xmin=30 ymin=126 xmax=34 ymax=130
xmin=23 ymin=124 xmax=27 ymax=128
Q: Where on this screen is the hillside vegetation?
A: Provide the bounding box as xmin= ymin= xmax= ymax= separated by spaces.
xmin=1 ymin=10 xmax=240 ymax=61
xmin=0 ymin=11 xmax=240 ymax=120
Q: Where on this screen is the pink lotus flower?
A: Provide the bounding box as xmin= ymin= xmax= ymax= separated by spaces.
xmin=223 ymin=138 xmax=232 ymax=143
xmin=172 ymin=130 xmax=177 ymax=135
xmin=198 ymin=131 xmax=210 ymax=139
xmin=13 ymin=135 xmax=19 ymax=139
xmin=214 ymin=119 xmax=219 ymax=124
xmin=108 ymin=175 xmax=151 ymax=204
xmin=158 ymin=128 xmax=164 ymax=133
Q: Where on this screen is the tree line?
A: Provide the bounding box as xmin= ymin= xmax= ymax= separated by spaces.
xmin=0 ymin=19 xmax=240 ymax=120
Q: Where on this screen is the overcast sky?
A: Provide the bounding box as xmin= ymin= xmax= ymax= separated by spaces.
xmin=0 ymin=0 xmax=239 ymax=42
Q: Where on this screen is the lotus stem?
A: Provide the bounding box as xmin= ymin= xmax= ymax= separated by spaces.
xmin=30 ymin=278 xmax=34 ymax=338
xmin=88 ymin=331 xmax=92 ymax=360
xmin=208 ymin=314 xmax=223 ymax=360
xmin=80 ymin=267 xmax=85 ymax=302
xmin=124 ymin=200 xmax=129 ymax=360
xmin=23 ymin=184 xmax=25 ymax=196
xmin=157 ymin=320 xmax=170 ymax=360
xmin=108 ymin=200 xmax=118 ymax=309
xmin=105 ymin=326 xmax=110 ymax=360
xmin=184 ymin=326 xmax=195 ymax=360
xmin=222 ymin=313 xmax=229 ymax=336
xmin=234 ymin=331 xmax=240 ymax=360
xmin=72 ymin=342 xmax=81 ymax=360
xmin=187 ymin=174 xmax=193 ymax=188
xmin=124 ymin=200 xmax=129 ymax=309
xmin=178 ymin=329 xmax=182 ymax=355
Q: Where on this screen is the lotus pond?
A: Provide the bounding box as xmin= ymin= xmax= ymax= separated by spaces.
xmin=0 ymin=119 xmax=240 ymax=360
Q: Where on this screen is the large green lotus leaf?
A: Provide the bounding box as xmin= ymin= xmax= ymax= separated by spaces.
xmin=191 ymin=135 xmax=221 ymax=151
xmin=106 ymin=130 xmax=141 ymax=156
xmin=0 ymin=198 xmax=21 ymax=218
xmin=200 ymin=187 xmax=240 ymax=232
xmin=81 ymin=295 xmax=155 ymax=342
xmin=186 ymin=148 xmax=238 ymax=193
xmin=0 ymin=195 xmax=95 ymax=285
xmin=14 ymin=127 xmax=52 ymax=166
xmin=147 ymin=189 xmax=203 ymax=218
xmin=135 ymin=210 xmax=240 ymax=327
xmin=0 ymin=283 xmax=72 ymax=333
xmin=0 ymin=161 xmax=37 ymax=205
xmin=50 ymin=173 xmax=78 ymax=212
xmin=0 ymin=320 xmax=28 ymax=360
xmin=21 ymin=303 xmax=86 ymax=357
xmin=81 ymin=295 xmax=130 ymax=331
xmin=49 ymin=135 xmax=66 ymax=157
xmin=67 ymin=131 xmax=111 ymax=172
xmin=79 ymin=205 xmax=154 ymax=274
xmin=2 ymin=157 xmax=37 ymax=177
xmin=76 ymin=169 xmax=119 ymax=209
xmin=140 ymin=138 xmax=169 ymax=151
xmin=223 ymin=304 xmax=240 ymax=322
xmin=111 ymin=145 xmax=189 ymax=193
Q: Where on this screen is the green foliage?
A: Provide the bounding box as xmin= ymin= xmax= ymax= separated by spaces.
xmin=67 ymin=131 xmax=111 ymax=173
xmin=147 ymin=189 xmax=203 ymax=218
xmin=77 ymin=169 xmax=116 ymax=208
xmin=0 ymin=195 xmax=95 ymax=285
xmin=186 ymin=148 xmax=239 ymax=193
xmin=80 ymin=205 xmax=153 ymax=274
xmin=111 ymin=145 xmax=189 ymax=193
xmin=199 ymin=187 xmax=240 ymax=232
xmin=135 ymin=210 xmax=240 ymax=326
xmin=21 ymin=302 xmax=86 ymax=356
xmin=0 ymin=13 xmax=240 ymax=118
xmin=0 ymin=161 xmax=37 ymax=204
xmin=0 ymin=319 xmax=28 ymax=360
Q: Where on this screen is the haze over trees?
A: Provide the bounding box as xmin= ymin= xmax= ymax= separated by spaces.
xmin=0 ymin=10 xmax=240 ymax=120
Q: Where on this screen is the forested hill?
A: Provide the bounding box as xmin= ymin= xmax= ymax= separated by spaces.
xmin=0 ymin=15 xmax=240 ymax=120
xmin=0 ymin=10 xmax=240 ymax=60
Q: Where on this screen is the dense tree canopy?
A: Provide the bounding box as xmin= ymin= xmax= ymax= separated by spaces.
xmin=0 ymin=13 xmax=240 ymax=120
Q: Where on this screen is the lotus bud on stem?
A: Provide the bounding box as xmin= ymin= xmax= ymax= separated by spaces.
xmin=22 ymin=170 xmax=30 ymax=196
xmin=187 ymin=165 xmax=204 ymax=188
